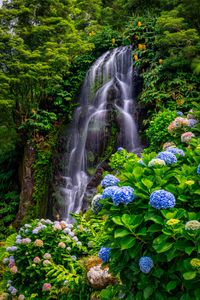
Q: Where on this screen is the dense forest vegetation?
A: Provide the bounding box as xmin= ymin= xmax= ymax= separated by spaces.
xmin=0 ymin=0 xmax=200 ymax=299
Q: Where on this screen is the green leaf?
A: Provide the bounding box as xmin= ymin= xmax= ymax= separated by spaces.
xmin=120 ymin=236 xmax=136 ymax=250
xmin=183 ymin=271 xmax=196 ymax=280
xmin=143 ymin=286 xmax=153 ymax=299
xmin=114 ymin=228 xmax=131 ymax=238
xmin=166 ymin=281 xmax=178 ymax=292
xmin=142 ymin=178 xmax=154 ymax=190
xmin=112 ymin=216 xmax=123 ymax=225
xmin=153 ymin=242 xmax=173 ymax=253
xmin=161 ymin=210 xmax=177 ymax=219
xmin=122 ymin=214 xmax=132 ymax=226
xmin=144 ymin=214 xmax=163 ymax=224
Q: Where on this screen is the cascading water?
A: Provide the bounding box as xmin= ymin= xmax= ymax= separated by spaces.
xmin=55 ymin=46 xmax=141 ymax=220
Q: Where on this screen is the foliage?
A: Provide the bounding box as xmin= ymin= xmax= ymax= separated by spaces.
xmin=1 ymin=214 xmax=106 ymax=299
xmin=95 ymin=123 xmax=200 ymax=299
xmin=146 ymin=109 xmax=177 ymax=150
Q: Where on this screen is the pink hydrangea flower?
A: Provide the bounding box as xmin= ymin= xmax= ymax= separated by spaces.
xmin=9 ymin=261 xmax=15 ymax=268
xmin=43 ymin=260 xmax=51 ymax=266
xmin=163 ymin=142 xmax=176 ymax=150
xmin=60 ymin=221 xmax=67 ymax=229
xmin=53 ymin=223 xmax=62 ymax=230
xmin=18 ymin=294 xmax=25 ymax=300
xmin=42 ymin=283 xmax=51 ymax=291
xmin=58 ymin=242 xmax=66 ymax=248
xmin=33 ymin=257 xmax=41 ymax=264
xmin=43 ymin=253 xmax=51 ymax=260
xmin=10 ymin=266 xmax=18 ymax=273
xmin=34 ymin=239 xmax=43 ymax=247
xmin=181 ymin=132 xmax=195 ymax=143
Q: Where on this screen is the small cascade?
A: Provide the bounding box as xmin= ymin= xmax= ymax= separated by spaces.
xmin=55 ymin=46 xmax=141 ymax=220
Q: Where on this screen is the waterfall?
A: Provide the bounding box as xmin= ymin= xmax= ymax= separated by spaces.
xmin=55 ymin=46 xmax=141 ymax=220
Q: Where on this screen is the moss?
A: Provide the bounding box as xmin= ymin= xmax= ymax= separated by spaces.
xmin=22 ymin=129 xmax=59 ymax=223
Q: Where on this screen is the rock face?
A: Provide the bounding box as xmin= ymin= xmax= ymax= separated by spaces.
xmin=14 ymin=143 xmax=35 ymax=226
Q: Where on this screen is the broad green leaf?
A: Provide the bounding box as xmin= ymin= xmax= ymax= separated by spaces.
xmin=183 ymin=271 xmax=196 ymax=280
xmin=166 ymin=281 xmax=178 ymax=292
xmin=112 ymin=216 xmax=123 ymax=225
xmin=142 ymin=178 xmax=154 ymax=189
xmin=120 ymin=236 xmax=136 ymax=250
xmin=161 ymin=210 xmax=177 ymax=219
xmin=114 ymin=228 xmax=131 ymax=238
xmin=144 ymin=214 xmax=163 ymax=224
xmin=153 ymin=242 xmax=173 ymax=253
xmin=143 ymin=286 xmax=153 ymax=299
xmin=122 ymin=214 xmax=132 ymax=226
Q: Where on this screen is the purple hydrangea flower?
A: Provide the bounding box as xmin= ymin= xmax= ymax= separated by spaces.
xmin=6 ymin=246 xmax=18 ymax=252
xmin=197 ymin=164 xmax=200 ymax=175
xmin=71 ymin=255 xmax=77 ymax=260
xmin=117 ymin=147 xmax=124 ymax=151
xmin=176 ymin=111 xmax=183 ymax=116
xmin=157 ymin=151 xmax=177 ymax=165
xmin=98 ymin=247 xmax=111 ymax=263
xmin=188 ymin=119 xmax=198 ymax=127
xmin=32 ymin=229 xmax=39 ymax=234
xmin=150 ymin=190 xmax=176 ymax=209
xmin=68 ymin=231 xmax=75 ymax=237
xmin=139 ymin=256 xmax=154 ymax=273
xmin=101 ymin=174 xmax=120 ymax=188
xmin=166 ymin=147 xmax=185 ymax=157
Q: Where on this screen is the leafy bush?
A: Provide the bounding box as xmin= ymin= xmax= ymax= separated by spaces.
xmin=146 ymin=109 xmax=177 ymax=150
xmin=1 ymin=213 xmax=106 ymax=299
xmin=92 ymin=109 xmax=200 ymax=300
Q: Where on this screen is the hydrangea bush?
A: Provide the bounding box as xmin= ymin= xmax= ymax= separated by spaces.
xmin=95 ymin=135 xmax=200 ymax=299
xmin=2 ymin=216 xmax=106 ymax=299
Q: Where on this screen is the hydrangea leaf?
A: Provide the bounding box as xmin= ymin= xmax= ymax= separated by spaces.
xmin=153 ymin=242 xmax=173 ymax=253
xmin=112 ymin=216 xmax=123 ymax=226
xmin=114 ymin=228 xmax=131 ymax=238
xmin=119 ymin=236 xmax=136 ymax=250
xmin=141 ymin=178 xmax=154 ymax=190
xmin=143 ymin=286 xmax=153 ymax=299
xmin=166 ymin=280 xmax=178 ymax=292
xmin=183 ymin=271 xmax=196 ymax=280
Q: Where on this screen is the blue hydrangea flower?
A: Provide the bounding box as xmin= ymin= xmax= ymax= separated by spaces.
xmin=101 ymin=174 xmax=120 ymax=188
xmin=117 ymin=147 xmax=124 ymax=151
xmin=150 ymin=190 xmax=176 ymax=209
xmin=112 ymin=186 xmax=136 ymax=206
xmin=98 ymin=247 xmax=111 ymax=263
xmin=139 ymin=256 xmax=154 ymax=273
xmin=188 ymin=119 xmax=198 ymax=127
xmin=92 ymin=194 xmax=103 ymax=214
xmin=166 ymin=147 xmax=185 ymax=157
xmin=6 ymin=246 xmax=18 ymax=252
xmin=157 ymin=151 xmax=177 ymax=165
xmin=176 ymin=111 xmax=183 ymax=116
xmin=197 ymin=164 xmax=200 ymax=175
xmin=102 ymin=186 xmax=120 ymax=200
xmin=138 ymin=159 xmax=146 ymax=166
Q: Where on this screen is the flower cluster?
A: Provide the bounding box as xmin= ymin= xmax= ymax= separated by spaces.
xmin=150 ymin=190 xmax=176 ymax=209
xmin=117 ymin=147 xmax=124 ymax=151
xmin=168 ymin=117 xmax=189 ymax=133
xmin=188 ymin=119 xmax=198 ymax=127
xmin=166 ymin=219 xmax=180 ymax=226
xmin=148 ymin=158 xmax=166 ymax=167
xmin=101 ymin=174 xmax=120 ymax=188
xmin=166 ymin=147 xmax=185 ymax=157
xmin=87 ymin=264 xmax=113 ymax=289
xmin=98 ymin=247 xmax=111 ymax=263
xmin=139 ymin=256 xmax=154 ymax=274
xmin=190 ymin=258 xmax=200 ymax=268
xmin=102 ymin=186 xmax=136 ymax=206
xmin=176 ymin=111 xmax=183 ymax=116
xmin=92 ymin=194 xmax=103 ymax=214
xmin=185 ymin=220 xmax=200 ymax=231
xmin=42 ymin=283 xmax=51 ymax=291
xmin=163 ymin=142 xmax=176 ymax=150
xmin=181 ymin=132 xmax=195 ymax=143
xmin=157 ymin=151 xmax=177 ymax=165
xmin=34 ymin=239 xmax=44 ymax=247
xmin=197 ymin=164 xmax=200 ymax=175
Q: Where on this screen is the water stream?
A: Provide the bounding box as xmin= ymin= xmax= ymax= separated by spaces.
xmin=55 ymin=46 xmax=141 ymax=220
